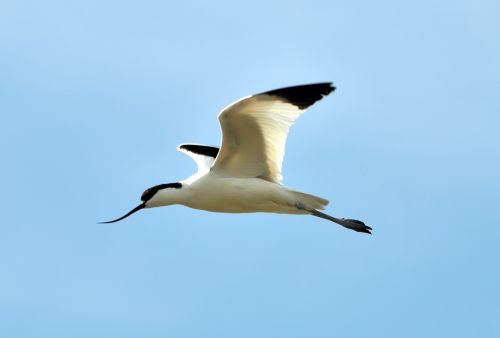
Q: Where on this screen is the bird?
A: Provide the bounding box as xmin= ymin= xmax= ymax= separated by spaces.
xmin=101 ymin=83 xmax=371 ymax=234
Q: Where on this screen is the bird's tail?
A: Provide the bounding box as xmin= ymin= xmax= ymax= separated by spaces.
xmin=288 ymin=189 xmax=372 ymax=234
xmin=289 ymin=190 xmax=329 ymax=211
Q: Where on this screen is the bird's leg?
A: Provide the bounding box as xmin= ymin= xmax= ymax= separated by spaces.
xmin=296 ymin=203 xmax=372 ymax=234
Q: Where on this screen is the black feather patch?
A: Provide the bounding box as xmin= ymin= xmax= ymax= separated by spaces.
xmin=260 ymin=82 xmax=335 ymax=109
xmin=179 ymin=144 xmax=219 ymax=158
xmin=141 ymin=182 xmax=182 ymax=202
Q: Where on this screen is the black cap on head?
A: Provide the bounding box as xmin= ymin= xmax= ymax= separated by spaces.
xmin=141 ymin=182 xmax=182 ymax=202
xmin=99 ymin=182 xmax=183 ymax=224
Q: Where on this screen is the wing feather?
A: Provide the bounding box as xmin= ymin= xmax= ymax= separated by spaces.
xmin=212 ymin=83 xmax=335 ymax=182
xmin=178 ymin=144 xmax=219 ymax=174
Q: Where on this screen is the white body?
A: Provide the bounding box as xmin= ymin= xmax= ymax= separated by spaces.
xmin=146 ymin=85 xmax=335 ymax=215
xmin=148 ymin=171 xmax=328 ymax=214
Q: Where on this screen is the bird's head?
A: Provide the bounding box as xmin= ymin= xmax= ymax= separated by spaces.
xmin=100 ymin=182 xmax=183 ymax=223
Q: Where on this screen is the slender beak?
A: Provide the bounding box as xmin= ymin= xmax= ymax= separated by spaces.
xmin=99 ymin=203 xmax=145 ymax=224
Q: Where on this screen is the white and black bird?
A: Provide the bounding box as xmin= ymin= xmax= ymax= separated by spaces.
xmin=102 ymin=83 xmax=371 ymax=234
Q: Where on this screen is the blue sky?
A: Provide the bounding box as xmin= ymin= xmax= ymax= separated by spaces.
xmin=1 ymin=0 xmax=499 ymax=337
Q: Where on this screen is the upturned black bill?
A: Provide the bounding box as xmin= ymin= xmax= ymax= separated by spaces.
xmin=99 ymin=203 xmax=145 ymax=224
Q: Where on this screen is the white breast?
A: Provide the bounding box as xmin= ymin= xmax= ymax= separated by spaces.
xmin=181 ymin=173 xmax=306 ymax=214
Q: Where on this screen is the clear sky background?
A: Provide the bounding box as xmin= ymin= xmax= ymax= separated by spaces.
xmin=1 ymin=0 xmax=499 ymax=337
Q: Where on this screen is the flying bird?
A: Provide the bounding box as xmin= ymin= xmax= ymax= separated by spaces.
xmin=101 ymin=83 xmax=371 ymax=234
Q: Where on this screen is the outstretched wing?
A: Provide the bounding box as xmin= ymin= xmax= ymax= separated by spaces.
xmin=177 ymin=144 xmax=219 ymax=174
xmin=211 ymin=83 xmax=335 ymax=183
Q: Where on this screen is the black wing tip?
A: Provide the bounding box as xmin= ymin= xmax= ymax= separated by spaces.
xmin=261 ymin=82 xmax=336 ymax=109
xmin=179 ymin=144 xmax=219 ymax=158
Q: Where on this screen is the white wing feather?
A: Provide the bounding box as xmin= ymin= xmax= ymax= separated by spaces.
xmin=177 ymin=144 xmax=218 ymax=175
xmin=212 ymin=83 xmax=334 ymax=183
xmin=212 ymin=95 xmax=302 ymax=182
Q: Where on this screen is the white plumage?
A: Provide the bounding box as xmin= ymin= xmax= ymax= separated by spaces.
xmin=102 ymin=83 xmax=371 ymax=234
xmin=215 ymin=94 xmax=304 ymax=183
xmin=177 ymin=144 xmax=216 ymax=175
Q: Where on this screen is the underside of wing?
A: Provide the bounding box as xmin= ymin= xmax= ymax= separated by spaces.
xmin=178 ymin=144 xmax=219 ymax=174
xmin=212 ymin=83 xmax=335 ymax=183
